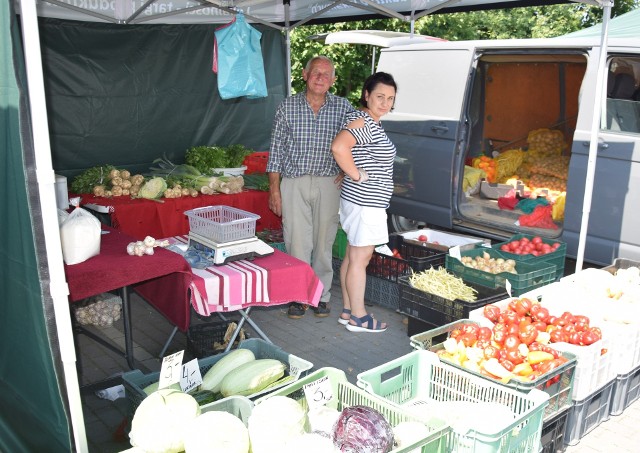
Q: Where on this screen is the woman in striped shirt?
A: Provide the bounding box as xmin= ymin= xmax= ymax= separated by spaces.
xmin=331 ymin=72 xmax=397 ymax=333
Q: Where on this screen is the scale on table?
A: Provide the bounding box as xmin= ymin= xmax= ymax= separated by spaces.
xmin=188 ymin=231 xmax=274 ymax=265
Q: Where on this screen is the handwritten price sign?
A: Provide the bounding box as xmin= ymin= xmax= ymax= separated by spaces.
xmin=158 ymin=351 xmax=184 ymax=389
xmin=303 ymin=375 xmax=333 ymax=410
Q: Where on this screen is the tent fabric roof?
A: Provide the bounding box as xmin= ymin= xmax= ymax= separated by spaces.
xmin=30 ymin=0 xmax=573 ymax=26
xmin=562 ymin=7 xmax=640 ymax=39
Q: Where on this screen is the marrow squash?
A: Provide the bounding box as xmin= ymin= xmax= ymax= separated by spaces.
xmin=200 ymin=348 xmax=256 ymax=392
xmin=220 ymin=359 xmax=286 ymax=397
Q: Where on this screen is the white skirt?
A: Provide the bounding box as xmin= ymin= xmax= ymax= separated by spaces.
xmin=339 ymin=199 xmax=389 ymax=247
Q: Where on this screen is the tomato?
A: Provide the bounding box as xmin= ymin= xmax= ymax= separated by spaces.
xmin=418 ymin=234 xmax=428 ymax=242
xmin=574 ymin=320 xmax=589 ymax=332
xmin=581 ymin=330 xmax=600 ymax=346
xmin=530 ymin=303 xmax=541 ymax=316
xmin=499 ymin=359 xmax=515 ymax=372
xmin=532 ymin=307 xmax=550 ymax=323
xmin=569 ymin=331 xmax=583 ymax=345
xmin=475 ymin=339 xmax=490 ymax=350
xmin=483 ymin=345 xmax=499 ymax=360
xmin=500 ymin=244 xmax=510 ymax=252
xmin=483 ymin=304 xmax=501 ymax=323
xmin=461 ymin=324 xmax=479 ymax=337
xmin=514 ymin=298 xmax=533 ymax=316
xmin=588 ymin=326 xmax=603 ymax=339
xmin=532 ymin=236 xmax=543 ymax=245
xmin=541 ymin=345 xmax=560 ymax=359
xmin=477 ymin=326 xmax=492 ymax=342
xmin=519 ymin=324 xmax=538 ymax=345
xmin=519 ymin=316 xmax=532 ymax=328
xmin=504 ymin=334 xmax=521 ymax=350
xmin=492 ymin=323 xmax=507 ymax=345
xmin=532 ymin=321 xmax=548 ymax=332
xmin=546 ymin=315 xmax=559 ymax=326
xmin=505 ymin=348 xmax=525 ymax=365
xmin=506 ymin=323 xmax=520 ymax=337
xmin=550 ymin=329 xmax=569 ymax=343
xmin=529 ymin=342 xmax=542 ymax=351
xmin=500 ymin=311 xmax=519 ymax=326
xmin=459 ymin=333 xmax=477 ymax=347
xmin=561 ymin=311 xmax=576 ymax=324
xmin=450 ymin=328 xmax=462 ymax=340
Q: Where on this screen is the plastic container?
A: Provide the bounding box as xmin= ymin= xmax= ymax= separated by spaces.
xmin=211 ymin=165 xmax=247 ymax=176
xmin=609 ymin=362 xmax=640 ymax=416
xmin=364 ymin=274 xmax=401 ymax=310
xmin=333 ymin=227 xmax=347 ymax=259
xmin=601 ymin=257 xmax=640 ymax=274
xmin=184 ymin=205 xmax=260 ymax=243
xmin=409 ymin=319 xmax=576 ymax=420
xmin=368 ymin=234 xmax=446 ymax=283
xmin=492 ymin=233 xmax=567 ymax=280
xmin=564 ymin=379 xmax=614 ymax=446
xmin=398 ymin=275 xmax=507 ymax=327
xmin=122 ymin=338 xmax=313 ymax=415
xmin=55 ymin=174 xmax=69 ymax=210
xmin=445 ymin=248 xmax=557 ymax=296
xmin=242 ymin=151 xmax=269 ymax=174
xmin=186 ymin=321 xmax=249 ymax=359
xmin=357 ymin=350 xmax=549 ymax=453
xmin=255 ymin=367 xmax=451 ymax=453
xmin=199 ymin=395 xmax=254 ymax=425
xmin=540 ymin=406 xmax=569 ymax=453
xmin=399 ymin=228 xmax=490 ymax=253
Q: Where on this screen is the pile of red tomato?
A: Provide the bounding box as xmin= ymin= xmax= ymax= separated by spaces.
xmin=499 ymin=235 xmax=562 ymax=256
xmin=482 ymin=298 xmax=603 ymax=347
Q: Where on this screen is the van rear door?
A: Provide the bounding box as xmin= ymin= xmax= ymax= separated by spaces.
xmin=377 ymin=45 xmax=474 ymax=229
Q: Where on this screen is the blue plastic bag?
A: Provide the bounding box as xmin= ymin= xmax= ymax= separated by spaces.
xmin=213 ymin=13 xmax=267 ymax=100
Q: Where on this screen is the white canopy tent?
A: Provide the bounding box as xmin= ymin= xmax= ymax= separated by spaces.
xmin=13 ymin=0 xmax=612 ymax=450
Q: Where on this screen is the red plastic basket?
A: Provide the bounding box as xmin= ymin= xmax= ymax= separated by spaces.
xmin=243 ymin=151 xmax=269 ymax=174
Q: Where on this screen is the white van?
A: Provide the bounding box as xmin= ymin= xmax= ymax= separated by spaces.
xmin=374 ymin=36 xmax=640 ymax=266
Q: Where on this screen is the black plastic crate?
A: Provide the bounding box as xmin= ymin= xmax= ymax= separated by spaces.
xmin=406 ymin=317 xmax=449 ymax=345
xmin=398 ymin=275 xmax=508 ymax=327
xmin=541 ymin=407 xmax=569 ymax=453
xmin=367 ymin=235 xmax=446 ymax=283
xmin=564 ymin=379 xmax=614 ymax=446
xmin=187 ymin=321 xmax=249 ymax=359
xmin=364 ymin=275 xmax=400 ymax=310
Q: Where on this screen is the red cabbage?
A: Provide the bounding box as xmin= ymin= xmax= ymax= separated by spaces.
xmin=332 ymin=405 xmax=394 ymax=452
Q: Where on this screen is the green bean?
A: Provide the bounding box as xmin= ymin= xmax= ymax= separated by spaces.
xmin=409 ymin=267 xmax=478 ymax=302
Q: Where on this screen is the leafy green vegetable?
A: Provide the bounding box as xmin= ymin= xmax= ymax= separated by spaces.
xmin=70 ymin=165 xmax=115 ymax=194
xmin=242 ymin=173 xmax=270 ymax=191
xmin=185 ymin=145 xmax=253 ymax=173
xmin=148 ymin=155 xmax=215 ymax=189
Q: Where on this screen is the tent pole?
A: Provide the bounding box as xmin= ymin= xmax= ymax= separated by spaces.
xmin=18 ymin=1 xmax=88 ymax=451
xmin=575 ymin=0 xmax=612 ymax=272
xmin=285 ymin=0 xmax=292 ymax=96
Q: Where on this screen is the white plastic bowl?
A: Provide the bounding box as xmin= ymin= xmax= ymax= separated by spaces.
xmin=211 ymin=165 xmax=247 ymax=176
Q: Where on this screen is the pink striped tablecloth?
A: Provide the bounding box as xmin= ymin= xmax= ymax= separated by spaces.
xmin=167 ymin=236 xmax=323 ymax=317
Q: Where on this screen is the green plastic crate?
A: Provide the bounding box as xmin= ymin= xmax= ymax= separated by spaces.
xmin=445 ymin=248 xmax=557 ymax=296
xmin=409 ymin=319 xmax=576 ymax=420
xmin=492 ymin=234 xmax=566 ymax=280
xmin=357 ymin=350 xmax=549 ymax=453
xmin=255 ymin=367 xmax=450 ymax=453
xmin=122 ymin=338 xmax=312 ymax=416
xmin=332 ymin=227 xmax=347 ymax=259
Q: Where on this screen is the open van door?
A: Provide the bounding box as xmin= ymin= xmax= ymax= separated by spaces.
xmin=376 ymin=44 xmax=475 ymax=231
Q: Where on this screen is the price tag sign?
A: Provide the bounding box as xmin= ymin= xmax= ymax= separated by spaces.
xmin=303 ymin=376 xmax=333 ymax=411
xmin=159 ymin=350 xmax=184 ymax=389
xmin=449 ymin=245 xmax=462 ymax=261
xmin=505 ymin=279 xmax=513 ymax=297
xmin=180 ymin=358 xmax=203 ymax=393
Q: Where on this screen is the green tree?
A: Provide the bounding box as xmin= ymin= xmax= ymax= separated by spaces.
xmin=289 ymin=2 xmax=639 ymax=103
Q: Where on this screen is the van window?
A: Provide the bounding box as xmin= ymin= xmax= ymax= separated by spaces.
xmin=603 ymin=56 xmax=640 ymax=134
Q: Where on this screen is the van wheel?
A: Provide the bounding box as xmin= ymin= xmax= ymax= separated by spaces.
xmin=388 ymin=214 xmax=425 ymax=233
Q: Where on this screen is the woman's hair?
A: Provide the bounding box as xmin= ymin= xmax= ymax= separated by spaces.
xmin=359 ymin=72 xmax=397 ymax=108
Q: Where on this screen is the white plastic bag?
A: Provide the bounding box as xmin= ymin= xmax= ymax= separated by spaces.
xmin=60 ymin=206 xmax=101 ymax=265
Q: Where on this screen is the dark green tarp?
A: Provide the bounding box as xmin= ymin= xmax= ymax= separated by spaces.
xmin=0 ymin=2 xmax=72 ymax=451
xmin=39 ymin=19 xmax=288 ymax=179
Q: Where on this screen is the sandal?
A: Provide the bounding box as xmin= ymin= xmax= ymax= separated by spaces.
xmin=346 ymin=314 xmax=387 ymax=333
xmin=338 ymin=308 xmax=352 ymax=325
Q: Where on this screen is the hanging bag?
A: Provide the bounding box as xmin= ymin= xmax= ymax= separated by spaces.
xmin=212 ymin=13 xmax=267 ymax=100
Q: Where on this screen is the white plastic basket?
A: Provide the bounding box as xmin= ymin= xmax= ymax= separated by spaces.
xmin=184 ymin=205 xmax=260 ymax=243
xmin=357 ymin=350 xmax=549 ymax=453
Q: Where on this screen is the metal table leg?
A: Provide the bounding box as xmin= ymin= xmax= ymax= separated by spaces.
xmin=120 ymin=286 xmax=135 ymax=369
xmin=224 ymin=307 xmax=272 ymax=352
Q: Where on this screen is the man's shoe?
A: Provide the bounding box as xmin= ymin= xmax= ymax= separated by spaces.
xmin=313 ymin=302 xmax=330 ymax=318
xmin=287 ymin=302 xmax=307 ymax=319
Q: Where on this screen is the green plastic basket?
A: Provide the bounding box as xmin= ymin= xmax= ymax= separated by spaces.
xmin=357 ymin=350 xmax=549 ymax=453
xmin=409 ymin=319 xmax=576 ymax=420
xmin=255 ymin=367 xmax=451 ymax=453
xmin=445 ymin=248 xmax=557 ymax=296
xmin=492 ymin=234 xmax=566 ymax=280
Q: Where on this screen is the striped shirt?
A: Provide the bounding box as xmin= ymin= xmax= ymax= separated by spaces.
xmin=267 ymin=91 xmax=353 ymax=178
xmin=340 ymin=110 xmax=396 ymax=208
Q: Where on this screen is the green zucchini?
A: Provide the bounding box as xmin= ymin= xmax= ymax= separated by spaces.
xmin=200 ymin=348 xmax=256 ymax=392
xmin=219 ymin=358 xmax=286 ymax=397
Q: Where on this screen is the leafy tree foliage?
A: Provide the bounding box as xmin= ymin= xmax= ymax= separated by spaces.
xmin=289 ymin=2 xmax=639 ymax=104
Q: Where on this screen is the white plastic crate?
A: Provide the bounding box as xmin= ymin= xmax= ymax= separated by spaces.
xmin=600 ymin=321 xmax=640 ymax=376
xmin=357 ymin=350 xmax=549 ymax=453
xmin=184 ymin=205 xmax=260 ymax=243
xmin=199 ymin=395 xmax=254 ymax=425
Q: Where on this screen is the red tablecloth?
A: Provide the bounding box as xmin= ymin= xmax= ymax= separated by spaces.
xmin=64 ymin=226 xmax=193 ymax=331
xmin=165 ymin=236 xmax=323 ymax=316
xmin=77 ymin=190 xmax=281 ymax=240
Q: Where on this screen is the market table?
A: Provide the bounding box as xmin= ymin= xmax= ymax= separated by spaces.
xmin=64 ymin=226 xmax=193 ymax=369
xmin=76 ymin=189 xmax=282 ymax=240
xmin=156 ymin=235 xmax=323 ymax=352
